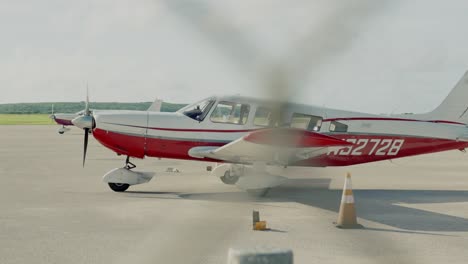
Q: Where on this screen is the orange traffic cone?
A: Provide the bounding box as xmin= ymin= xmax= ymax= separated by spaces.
xmin=336 ymin=172 xmax=363 ymax=229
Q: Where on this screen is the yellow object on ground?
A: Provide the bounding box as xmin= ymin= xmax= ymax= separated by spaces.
xmin=254 ymin=221 xmax=268 ymax=231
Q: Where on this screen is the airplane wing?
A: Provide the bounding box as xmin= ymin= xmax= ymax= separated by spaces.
xmin=189 ymin=128 xmax=352 ymax=165
xmin=147 ymin=99 xmax=163 ymax=112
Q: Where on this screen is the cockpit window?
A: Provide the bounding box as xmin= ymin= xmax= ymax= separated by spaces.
xmin=183 ymin=99 xmax=215 ymax=121
xmin=210 ymin=101 xmax=250 ymax=125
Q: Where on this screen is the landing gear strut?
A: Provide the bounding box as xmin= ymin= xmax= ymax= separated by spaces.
xmin=58 ymin=126 xmax=71 ymax=135
xmin=124 ymin=156 xmax=136 ymax=170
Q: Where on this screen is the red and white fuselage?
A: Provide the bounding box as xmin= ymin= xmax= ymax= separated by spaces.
xmin=90 ymin=95 xmax=468 ymax=167
xmin=69 ymin=72 xmax=468 ymax=192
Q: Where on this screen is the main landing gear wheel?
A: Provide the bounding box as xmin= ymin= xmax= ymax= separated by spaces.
xmin=107 ymin=156 xmax=134 ymax=192
xmin=108 ymin=183 xmax=130 ymax=192
xmin=220 ymin=170 xmax=240 ymax=185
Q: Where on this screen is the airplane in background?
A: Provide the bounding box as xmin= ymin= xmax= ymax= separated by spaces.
xmin=50 ymin=109 xmax=87 ymax=134
xmin=71 ymin=72 xmax=468 ymax=195
xmin=50 ymin=99 xmax=163 ymax=134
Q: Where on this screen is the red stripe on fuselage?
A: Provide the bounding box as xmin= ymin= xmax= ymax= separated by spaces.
xmin=93 ymin=129 xmax=468 ymax=167
xmin=93 ymin=128 xmax=225 ymax=161
xmin=322 ymin=117 xmax=466 ymax=126
xmin=93 ymin=128 xmax=468 ymax=166
xmin=295 ymin=134 xmax=468 ymax=167
xmin=93 ymin=129 xmax=146 ymax=158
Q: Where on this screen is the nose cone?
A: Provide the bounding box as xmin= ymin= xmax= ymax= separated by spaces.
xmin=72 ymin=115 xmax=94 ymax=129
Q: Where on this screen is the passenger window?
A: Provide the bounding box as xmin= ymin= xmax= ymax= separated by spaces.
xmin=290 ymin=113 xmax=322 ymax=131
xmin=329 ymin=121 xmax=348 ymax=132
xmin=210 ymin=101 xmax=250 ymax=125
xmin=254 ymin=107 xmax=275 ymax=127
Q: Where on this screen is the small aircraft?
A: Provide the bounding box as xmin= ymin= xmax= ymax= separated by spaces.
xmin=50 ymin=109 xmax=88 ymax=134
xmin=72 ymin=72 xmax=468 ymax=195
xmin=50 ymin=99 xmax=163 ymax=134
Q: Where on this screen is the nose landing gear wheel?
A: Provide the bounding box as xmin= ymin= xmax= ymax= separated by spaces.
xmin=108 ymin=183 xmax=130 ymax=192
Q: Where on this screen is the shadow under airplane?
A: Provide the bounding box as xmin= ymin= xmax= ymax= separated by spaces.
xmin=173 ymin=178 xmax=468 ymax=233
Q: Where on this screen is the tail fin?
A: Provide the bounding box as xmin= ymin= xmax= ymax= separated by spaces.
xmin=147 ymin=98 xmax=163 ymax=112
xmin=423 ymin=71 xmax=468 ymax=123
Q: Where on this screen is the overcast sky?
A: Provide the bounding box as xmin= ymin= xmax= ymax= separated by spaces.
xmin=1 ymin=0 xmax=468 ymax=114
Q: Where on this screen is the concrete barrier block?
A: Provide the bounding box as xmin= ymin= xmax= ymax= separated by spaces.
xmin=228 ymin=247 xmax=293 ymax=264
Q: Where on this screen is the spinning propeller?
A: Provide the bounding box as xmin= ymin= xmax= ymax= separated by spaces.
xmin=164 ymin=1 xmax=406 ymax=263
xmin=72 ymin=87 xmax=95 ymax=167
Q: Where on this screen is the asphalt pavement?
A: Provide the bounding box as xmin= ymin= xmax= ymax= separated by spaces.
xmin=1 ymin=126 xmax=468 ymax=264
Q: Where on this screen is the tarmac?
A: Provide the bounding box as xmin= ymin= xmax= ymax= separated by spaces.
xmin=1 ymin=125 xmax=468 ymax=264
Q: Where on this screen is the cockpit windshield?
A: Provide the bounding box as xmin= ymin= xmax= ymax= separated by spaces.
xmin=180 ymin=98 xmax=216 ymax=121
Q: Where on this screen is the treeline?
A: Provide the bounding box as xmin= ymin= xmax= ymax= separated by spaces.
xmin=0 ymin=102 xmax=187 ymax=114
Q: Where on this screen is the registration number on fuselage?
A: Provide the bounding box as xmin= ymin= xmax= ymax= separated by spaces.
xmin=327 ymin=138 xmax=405 ymax=156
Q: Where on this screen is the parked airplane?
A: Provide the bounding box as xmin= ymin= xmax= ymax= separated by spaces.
xmin=51 ymin=99 xmax=163 ymax=134
xmin=72 ymin=72 xmax=468 ymax=194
